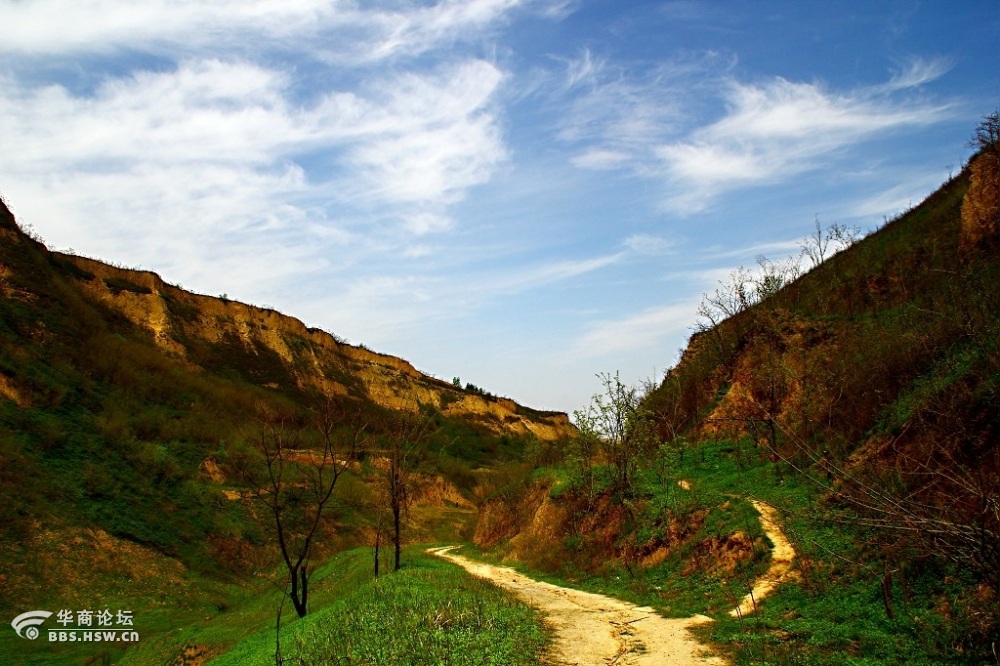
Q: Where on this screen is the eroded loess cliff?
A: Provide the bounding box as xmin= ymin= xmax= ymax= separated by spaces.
xmin=961 ymin=150 xmax=1000 ymax=251
xmin=58 ymin=253 xmax=575 ymax=442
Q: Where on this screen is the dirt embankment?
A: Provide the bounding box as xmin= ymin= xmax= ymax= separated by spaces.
xmin=56 ymin=252 xmax=577 ymax=443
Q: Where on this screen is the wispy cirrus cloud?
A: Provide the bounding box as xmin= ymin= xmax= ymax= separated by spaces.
xmin=348 ymin=0 xmax=523 ymax=63
xmin=572 ymin=303 xmax=695 ymax=357
xmin=556 ymin=52 xmax=956 ymax=214
xmin=657 ymin=75 xmax=954 ymax=212
xmin=623 ymin=233 xmax=676 ymax=256
xmin=484 ymin=252 xmax=625 ymax=294
xmin=847 ymin=172 xmax=948 ymax=218
xmin=329 ymin=59 xmax=507 ymax=206
xmin=0 ymin=0 xmax=528 ymax=65
xmin=878 ymin=56 xmax=955 ymax=93
xmin=0 ymin=0 xmax=335 ymax=55
xmin=557 ymin=59 xmax=687 ymax=154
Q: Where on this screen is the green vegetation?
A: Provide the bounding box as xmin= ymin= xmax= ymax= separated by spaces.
xmin=0 ymin=197 xmax=555 ymax=664
xmin=471 ymin=122 xmax=1000 ymax=663
xmin=2 ymin=116 xmax=998 ymax=664
xmin=691 ymin=441 xmax=989 ymax=666
xmin=0 ymin=545 xmax=548 ymax=665
xmin=102 ymin=275 xmax=152 ymax=295
xmin=633 ymin=133 xmax=998 ymax=662
xmin=208 ymin=548 xmax=547 ymax=666
xmin=477 ymin=438 xmax=991 ymax=664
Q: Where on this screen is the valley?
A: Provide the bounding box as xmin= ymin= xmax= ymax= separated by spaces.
xmin=2 ymin=127 xmax=1000 ymax=665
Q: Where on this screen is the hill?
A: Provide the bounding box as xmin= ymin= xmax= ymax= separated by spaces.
xmin=0 ymin=196 xmax=574 ymax=663
xmin=647 ymin=150 xmax=999 ymax=581
xmin=471 ymin=142 xmax=1000 ymax=663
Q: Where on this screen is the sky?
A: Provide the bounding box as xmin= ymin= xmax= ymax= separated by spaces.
xmin=1 ymin=1 xmax=998 ymax=415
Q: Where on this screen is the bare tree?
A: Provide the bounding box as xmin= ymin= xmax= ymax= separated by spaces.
xmin=971 ymin=109 xmax=1000 ymax=154
xmin=377 ymin=413 xmax=429 ymax=572
xmin=754 ymin=255 xmax=801 ymax=302
xmin=573 ymin=372 xmax=657 ymax=497
xmin=800 ymin=216 xmax=831 ymax=268
xmin=800 ymin=217 xmax=864 ymax=269
xmin=694 ymin=256 xmax=801 ymax=369
xmin=370 ymin=502 xmax=388 ymax=580
xmin=704 ymin=265 xmax=757 ymax=320
xmin=827 ymin=222 xmax=863 ymax=250
xmin=737 ymin=396 xmax=999 ymax=592
xmin=236 ymin=400 xmax=366 ymax=618
xmin=694 ymin=266 xmax=757 ymax=367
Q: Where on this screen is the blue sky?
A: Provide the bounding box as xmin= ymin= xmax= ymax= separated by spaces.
xmin=1 ymin=1 xmax=997 ymax=414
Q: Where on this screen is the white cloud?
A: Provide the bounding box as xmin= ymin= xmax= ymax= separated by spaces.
xmin=0 ymin=0 xmax=527 ymax=66
xmin=848 ymin=173 xmax=946 ymax=219
xmin=880 ymin=56 xmax=954 ymax=93
xmin=554 ymin=52 xmax=721 ymax=161
xmin=623 ymin=234 xmax=676 ymax=255
xmin=573 ymin=303 xmax=695 ymax=357
xmin=404 ymin=212 xmax=454 ymax=235
xmin=656 ymin=77 xmax=953 ymax=212
xmin=560 ymin=48 xmax=604 ymax=89
xmin=352 ymin=0 xmax=523 ymax=63
xmin=571 ymin=149 xmax=629 ymax=170
xmin=485 ymin=252 xmax=624 ymax=294
xmin=403 ymin=243 xmax=435 ymax=258
xmin=310 ymin=59 xmax=508 ymax=208
xmin=706 ymin=238 xmax=803 ymax=261
xmin=554 ymin=55 xmax=955 ymax=214
xmin=0 ymin=61 xmax=294 ymax=172
xmin=709 ymin=78 xmax=942 ymax=141
xmin=533 ymin=0 xmax=579 ymax=21
xmin=0 ymin=56 xmax=507 ymax=250
xmin=0 ymin=0 xmax=334 ymax=55
xmin=558 ymin=73 xmax=684 ymax=150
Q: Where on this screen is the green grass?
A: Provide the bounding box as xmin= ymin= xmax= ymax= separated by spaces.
xmin=472 ymin=440 xmax=989 ymax=664
xmin=675 ymin=441 xmax=986 ymax=665
xmin=469 ymin=451 xmax=775 ymax=619
xmin=206 ymin=547 xmax=547 ymax=666
xmin=2 ymin=545 xmax=548 ymax=665
xmin=102 ymin=276 xmax=152 ymax=295
xmin=0 ymin=554 xmax=239 ymax=666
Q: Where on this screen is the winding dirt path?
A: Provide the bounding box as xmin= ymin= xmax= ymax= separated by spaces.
xmin=428 ymin=498 xmax=796 ymax=663
xmin=728 ymin=499 xmax=798 ymax=619
xmin=428 ymin=546 xmax=726 ymax=666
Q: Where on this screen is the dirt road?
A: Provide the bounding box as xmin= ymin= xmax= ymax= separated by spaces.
xmin=728 ymin=499 xmax=798 ymax=618
xmin=428 ymin=546 xmax=726 ymax=666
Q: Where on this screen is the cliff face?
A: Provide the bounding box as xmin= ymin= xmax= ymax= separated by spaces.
xmin=57 ymin=253 xmax=574 ymax=442
xmin=961 ymin=151 xmax=1000 ymax=251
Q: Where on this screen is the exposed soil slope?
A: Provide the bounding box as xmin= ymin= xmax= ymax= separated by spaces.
xmin=429 ymin=546 xmax=726 ymax=666
xmin=56 ymin=252 xmax=575 ymax=441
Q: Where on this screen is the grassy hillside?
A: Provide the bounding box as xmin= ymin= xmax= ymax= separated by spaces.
xmin=646 ymin=154 xmax=1000 ymax=590
xmin=204 ymin=547 xmax=546 ymax=666
xmin=4 ymin=130 xmax=997 ymax=664
xmin=0 ymin=196 xmax=568 ymax=664
xmin=471 ymin=148 xmax=1000 ymax=663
